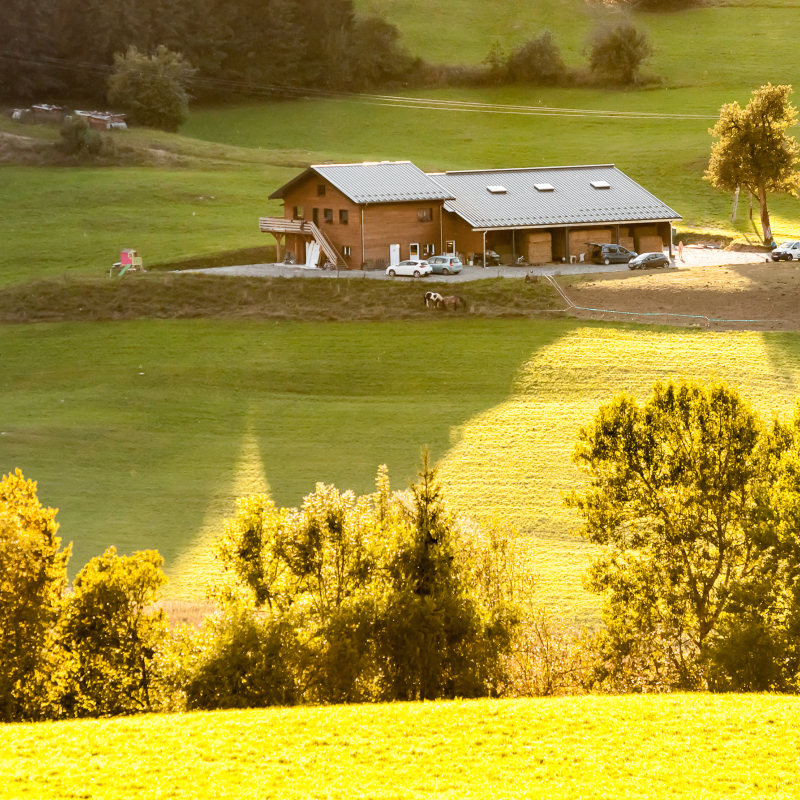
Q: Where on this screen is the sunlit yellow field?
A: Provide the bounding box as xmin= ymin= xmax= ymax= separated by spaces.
xmin=2 ymin=695 xmax=798 ymax=799
xmin=438 ymin=327 xmax=800 ymax=622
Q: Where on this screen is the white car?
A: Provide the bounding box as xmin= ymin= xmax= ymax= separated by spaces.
xmin=771 ymin=241 xmax=800 ymax=261
xmin=386 ymin=259 xmax=432 ymax=278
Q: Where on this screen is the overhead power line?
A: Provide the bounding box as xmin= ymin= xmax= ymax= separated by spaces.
xmin=0 ymin=50 xmax=719 ymax=121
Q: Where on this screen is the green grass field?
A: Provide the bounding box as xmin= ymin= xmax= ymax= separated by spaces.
xmin=2 ymin=694 xmax=798 ymax=798
xmin=2 ymin=0 xmax=800 ymax=285
xmin=4 ymin=317 xmax=800 ymax=621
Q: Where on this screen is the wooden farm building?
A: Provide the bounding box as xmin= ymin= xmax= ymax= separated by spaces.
xmin=260 ymin=161 xmax=680 ymax=268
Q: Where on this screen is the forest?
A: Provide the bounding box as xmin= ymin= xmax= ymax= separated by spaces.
xmin=0 ymin=0 xmax=419 ymax=101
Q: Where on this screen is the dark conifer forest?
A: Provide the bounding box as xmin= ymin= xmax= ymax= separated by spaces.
xmin=0 ymin=0 xmax=419 ymax=101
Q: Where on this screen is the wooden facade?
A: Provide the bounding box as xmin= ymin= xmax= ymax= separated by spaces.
xmin=264 ymin=163 xmax=679 ymax=268
xmin=273 ymin=172 xmax=446 ymax=268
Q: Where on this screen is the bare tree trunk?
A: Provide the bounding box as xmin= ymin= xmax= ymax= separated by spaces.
xmin=758 ymin=185 xmax=772 ymax=245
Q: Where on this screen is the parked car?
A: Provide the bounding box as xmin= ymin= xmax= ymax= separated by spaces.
xmin=473 ymin=250 xmax=501 ymax=267
xmin=427 ymin=255 xmax=463 ymax=275
xmin=771 ymin=241 xmax=800 ymax=261
xmin=628 ymin=252 xmax=670 ymax=270
xmin=589 ymin=243 xmax=637 ymax=265
xmin=386 ymin=259 xmax=432 ymax=278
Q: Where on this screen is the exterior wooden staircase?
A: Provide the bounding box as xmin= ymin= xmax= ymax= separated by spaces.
xmin=258 ymin=217 xmax=348 ymax=268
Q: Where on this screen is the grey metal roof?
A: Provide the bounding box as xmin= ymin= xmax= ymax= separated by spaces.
xmin=429 ymin=165 xmax=681 ymax=229
xmin=269 ymin=161 xmax=454 ymax=204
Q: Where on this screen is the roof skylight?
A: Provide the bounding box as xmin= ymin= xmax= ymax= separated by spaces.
xmin=534 ymin=183 xmax=555 ymax=192
xmin=591 ymin=181 xmax=611 ymax=189
xmin=487 ymin=185 xmax=507 ymax=193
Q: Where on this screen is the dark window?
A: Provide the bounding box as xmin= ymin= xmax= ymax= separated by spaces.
xmin=312 ymin=208 xmax=319 ymax=225
xmin=417 ymin=208 xmax=433 ymax=223
xmin=293 ymin=206 xmax=304 ymax=219
xmin=317 ymin=184 xmax=326 ymax=197
xmin=343 ymin=246 xmax=351 ymax=257
xmin=324 ymin=208 xmax=333 ymax=224
xmin=339 ymin=209 xmax=349 ymax=224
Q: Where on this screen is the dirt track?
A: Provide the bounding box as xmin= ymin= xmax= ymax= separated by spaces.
xmin=561 ymin=261 xmax=800 ymax=330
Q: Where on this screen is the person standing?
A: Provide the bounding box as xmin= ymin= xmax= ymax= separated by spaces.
xmin=678 ymin=240 xmax=684 ymax=262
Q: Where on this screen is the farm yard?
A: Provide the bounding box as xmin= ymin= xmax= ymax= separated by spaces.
xmin=2 ymin=695 xmax=799 ymax=799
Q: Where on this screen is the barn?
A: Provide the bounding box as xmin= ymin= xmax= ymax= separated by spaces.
xmin=260 ymin=161 xmax=680 ymax=268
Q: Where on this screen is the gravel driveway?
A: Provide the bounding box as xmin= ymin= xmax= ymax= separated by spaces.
xmin=186 ymin=248 xmax=766 ymax=282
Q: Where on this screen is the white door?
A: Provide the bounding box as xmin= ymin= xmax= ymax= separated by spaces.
xmin=305 ymin=241 xmax=320 ymax=268
xmin=409 ymin=243 xmax=420 ymax=259
xmin=389 ymin=244 xmax=400 ymax=266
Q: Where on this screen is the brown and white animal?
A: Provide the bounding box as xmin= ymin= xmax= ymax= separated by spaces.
xmin=425 ymin=291 xmax=444 ymax=308
xmin=440 ymin=294 xmax=467 ymax=311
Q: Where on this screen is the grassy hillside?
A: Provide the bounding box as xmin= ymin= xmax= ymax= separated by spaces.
xmin=4 ymin=317 xmax=800 ymax=621
xmin=2 ymin=694 xmax=799 ymax=798
xmin=356 ymin=0 xmax=798 ymax=90
xmin=2 ymin=1 xmax=800 ymax=285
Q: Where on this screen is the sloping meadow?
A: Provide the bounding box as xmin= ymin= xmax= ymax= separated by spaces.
xmin=4 ymin=319 xmax=800 ymax=624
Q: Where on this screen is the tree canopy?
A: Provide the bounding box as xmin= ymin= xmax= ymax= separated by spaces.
xmin=705 ymin=83 xmax=800 ymax=244
xmin=0 ymin=469 xmax=70 ymax=721
xmin=568 ymin=378 xmax=800 ymax=691
xmin=588 ymin=21 xmax=652 ymax=85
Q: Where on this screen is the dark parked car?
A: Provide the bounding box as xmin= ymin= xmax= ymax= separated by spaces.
xmin=628 ymin=252 xmax=670 ymax=270
xmin=589 ymin=243 xmax=637 ymax=265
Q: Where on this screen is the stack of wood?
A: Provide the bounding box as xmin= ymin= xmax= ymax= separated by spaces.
xmin=523 ymin=231 xmax=552 ymax=264
xmin=568 ymin=227 xmax=613 ymax=259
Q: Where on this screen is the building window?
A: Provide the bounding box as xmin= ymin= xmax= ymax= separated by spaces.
xmin=417 ymin=208 xmax=433 ymax=223
xmin=317 ymin=184 xmax=326 ymax=197
xmin=293 ymin=206 xmax=304 ymax=219
xmin=324 ymin=208 xmax=333 ymax=224
xmin=445 ymin=240 xmax=455 ymax=254
xmin=343 ymin=246 xmax=352 ymax=257
xmin=424 ymin=243 xmax=435 ymax=255
xmin=339 ymin=209 xmax=349 ymax=224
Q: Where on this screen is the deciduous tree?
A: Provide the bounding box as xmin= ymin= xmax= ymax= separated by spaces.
xmin=107 ymin=45 xmax=196 ymax=131
xmin=567 ymin=379 xmax=774 ymax=690
xmin=588 ymin=21 xmax=652 ymax=85
xmin=705 ymin=83 xmax=800 ymax=245
xmin=0 ymin=470 xmax=70 ymax=721
xmin=59 ymin=547 xmax=169 ymax=716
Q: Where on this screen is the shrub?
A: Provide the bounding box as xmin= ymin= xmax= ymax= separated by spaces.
xmin=0 ymin=469 xmax=70 ymax=721
xmin=179 ymin=607 xmax=300 ymax=710
xmin=588 ymin=21 xmax=653 ymax=84
xmin=107 ymin=45 xmax=195 ymax=132
xmin=58 ymin=547 xmax=170 ymax=716
xmin=211 ymin=458 xmax=523 ymax=704
xmin=57 ymin=116 xmax=103 ymax=156
xmin=507 ymin=31 xmax=567 ymax=85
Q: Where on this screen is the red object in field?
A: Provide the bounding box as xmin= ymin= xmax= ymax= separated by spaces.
xmin=120 ymin=249 xmax=143 ymax=269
